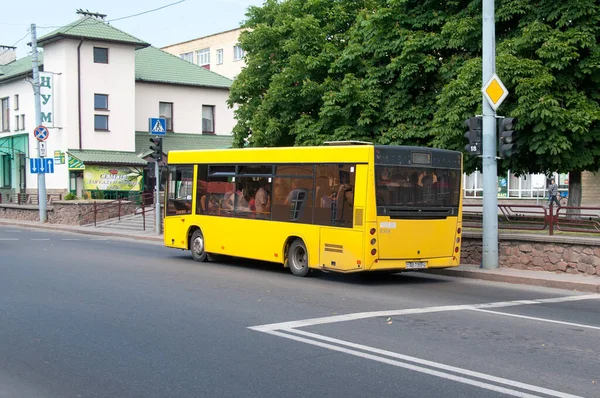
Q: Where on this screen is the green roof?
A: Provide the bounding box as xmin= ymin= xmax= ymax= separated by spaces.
xmin=38 ymin=17 xmax=149 ymax=48
xmin=68 ymin=149 xmax=148 ymax=166
xmin=0 ymin=53 xmax=43 ymax=82
xmin=135 ymin=46 xmax=233 ymax=88
xmin=135 ymin=131 xmax=233 ymax=157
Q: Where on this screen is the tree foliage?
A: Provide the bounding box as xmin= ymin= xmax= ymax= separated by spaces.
xmin=228 ymin=0 xmax=600 ymax=177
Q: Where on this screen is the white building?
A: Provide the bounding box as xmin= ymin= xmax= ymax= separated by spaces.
xmin=0 ymin=11 xmax=235 ymax=203
xmin=161 ymin=28 xmax=247 ymax=80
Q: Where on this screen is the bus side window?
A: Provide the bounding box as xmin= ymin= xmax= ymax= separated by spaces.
xmin=166 ymin=165 xmax=193 ymax=216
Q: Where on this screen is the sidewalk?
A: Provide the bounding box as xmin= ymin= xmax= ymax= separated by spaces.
xmin=427 ymin=265 xmax=600 ymax=293
xmin=0 ymin=218 xmax=163 ymax=243
xmin=2 ymin=218 xmax=599 ymax=293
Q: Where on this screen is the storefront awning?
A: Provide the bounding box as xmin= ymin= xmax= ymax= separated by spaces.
xmin=67 ymin=149 xmax=148 ymax=170
xmin=0 ymin=134 xmax=28 ymax=158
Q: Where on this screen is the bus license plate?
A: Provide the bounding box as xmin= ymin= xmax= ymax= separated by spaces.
xmin=406 ymin=262 xmax=427 ymax=269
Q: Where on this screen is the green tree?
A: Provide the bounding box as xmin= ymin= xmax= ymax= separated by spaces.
xmin=229 ymin=0 xmax=600 ymax=205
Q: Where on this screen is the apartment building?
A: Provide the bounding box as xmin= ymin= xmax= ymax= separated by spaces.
xmin=161 ymin=28 xmax=246 ymax=80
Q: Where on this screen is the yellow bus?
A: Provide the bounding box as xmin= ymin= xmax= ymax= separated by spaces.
xmin=164 ymin=142 xmax=463 ymax=277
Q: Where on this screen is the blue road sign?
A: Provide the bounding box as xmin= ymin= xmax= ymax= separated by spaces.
xmin=149 ymin=118 xmax=167 ymax=136
xmin=29 ymin=158 xmax=54 ymax=174
xmin=33 ymin=125 xmax=49 ymax=141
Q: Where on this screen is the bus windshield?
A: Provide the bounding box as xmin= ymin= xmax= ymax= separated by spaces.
xmin=375 ymin=166 xmax=460 ymax=208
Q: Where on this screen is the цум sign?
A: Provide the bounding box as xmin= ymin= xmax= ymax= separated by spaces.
xmin=39 ymin=71 xmax=54 ymax=127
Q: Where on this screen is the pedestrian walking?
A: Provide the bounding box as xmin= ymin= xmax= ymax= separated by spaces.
xmin=547 ymin=178 xmax=561 ymax=208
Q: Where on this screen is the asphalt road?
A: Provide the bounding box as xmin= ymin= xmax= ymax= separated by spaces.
xmin=1 ymin=226 xmax=599 ymax=398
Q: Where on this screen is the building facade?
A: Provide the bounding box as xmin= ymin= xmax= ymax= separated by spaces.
xmin=0 ymin=12 xmax=235 ymax=203
xmin=161 ymin=28 xmax=247 ymax=80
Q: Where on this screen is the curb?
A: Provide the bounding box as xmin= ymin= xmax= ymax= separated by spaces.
xmin=427 ymin=268 xmax=600 ymax=293
xmin=0 ymin=220 xmax=163 ymax=243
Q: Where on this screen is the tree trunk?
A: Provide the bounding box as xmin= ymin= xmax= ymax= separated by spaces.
xmin=567 ymin=170 xmax=581 ymax=216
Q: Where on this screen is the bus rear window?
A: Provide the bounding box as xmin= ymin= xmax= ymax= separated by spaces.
xmin=375 ymin=166 xmax=460 ymax=208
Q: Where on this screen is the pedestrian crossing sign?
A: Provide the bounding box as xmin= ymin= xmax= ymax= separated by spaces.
xmin=149 ymin=118 xmax=167 ymax=136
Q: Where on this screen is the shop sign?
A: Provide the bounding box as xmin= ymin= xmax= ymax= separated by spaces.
xmin=83 ymin=165 xmax=143 ymax=191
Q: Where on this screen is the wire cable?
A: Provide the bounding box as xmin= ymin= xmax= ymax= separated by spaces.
xmin=108 ymin=0 xmax=187 ymax=22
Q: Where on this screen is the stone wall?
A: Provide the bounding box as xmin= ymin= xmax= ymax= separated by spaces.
xmin=0 ymin=200 xmax=137 ymax=226
xmin=461 ymin=233 xmax=600 ymax=276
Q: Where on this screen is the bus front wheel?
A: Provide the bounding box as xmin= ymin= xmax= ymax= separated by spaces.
xmin=287 ymin=239 xmax=310 ymax=277
xmin=190 ymin=229 xmax=208 ymax=262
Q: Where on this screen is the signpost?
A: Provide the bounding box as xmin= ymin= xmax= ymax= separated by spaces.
xmin=29 ymin=158 xmax=54 ymax=174
xmin=149 ymin=118 xmax=166 ymax=235
xmin=149 ymin=118 xmax=167 ymax=136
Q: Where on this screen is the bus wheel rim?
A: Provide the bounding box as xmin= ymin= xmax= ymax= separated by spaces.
xmin=193 ymin=236 xmax=204 ymax=255
xmin=293 ymin=246 xmax=306 ymax=270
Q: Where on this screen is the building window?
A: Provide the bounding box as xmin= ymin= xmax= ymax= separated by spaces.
xmin=202 ymin=105 xmax=214 ymax=134
xmin=20 ymin=115 xmax=25 ymax=131
xmin=159 ymin=102 xmax=173 ymax=131
xmin=180 ymin=52 xmax=193 ymax=63
xmin=94 ymin=115 xmax=109 ymax=131
xmin=1 ymin=155 xmax=11 ymax=188
xmin=216 ymin=49 xmax=223 ymax=65
xmin=94 ymin=94 xmax=109 ymax=110
xmin=233 ymin=45 xmax=245 ymax=61
xmin=1 ymin=97 xmax=9 ymax=131
xmin=14 ymin=115 xmax=20 ymax=131
xmin=93 ymin=47 xmax=109 ymax=64
xmin=197 ymin=48 xmax=210 ymax=66
xmin=14 ymin=94 xmax=19 ymax=111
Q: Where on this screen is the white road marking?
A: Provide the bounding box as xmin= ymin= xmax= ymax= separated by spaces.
xmin=267 ymin=329 xmax=571 ymax=398
xmin=249 ymin=294 xmax=599 ymax=397
xmin=249 ymin=294 xmax=600 ymax=332
xmin=472 ymin=309 xmax=600 ymax=331
xmin=31 ymin=238 xmax=50 ymax=241
xmin=91 ymin=239 xmax=108 ymax=241
xmin=0 ymin=238 xmax=19 ymax=241
xmin=61 ymin=239 xmax=80 ymax=241
xmin=286 ymin=329 xmax=581 ymax=398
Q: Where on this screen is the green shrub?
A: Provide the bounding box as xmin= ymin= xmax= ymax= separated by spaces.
xmin=64 ymin=192 xmax=78 ymax=200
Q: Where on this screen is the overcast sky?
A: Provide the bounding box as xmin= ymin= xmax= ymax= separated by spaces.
xmin=1 ymin=0 xmax=265 ymax=59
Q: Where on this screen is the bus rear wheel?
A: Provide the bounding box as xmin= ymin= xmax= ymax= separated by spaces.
xmin=287 ymin=239 xmax=310 ymax=277
xmin=190 ymin=229 xmax=207 ymax=262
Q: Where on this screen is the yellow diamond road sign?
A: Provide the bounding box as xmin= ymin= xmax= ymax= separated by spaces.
xmin=482 ymin=73 xmax=508 ymax=111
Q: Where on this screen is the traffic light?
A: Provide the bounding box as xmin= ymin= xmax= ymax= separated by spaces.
xmin=149 ymin=137 xmax=163 ymax=162
xmin=464 ymin=116 xmax=482 ymax=156
xmin=498 ymin=117 xmax=518 ymax=158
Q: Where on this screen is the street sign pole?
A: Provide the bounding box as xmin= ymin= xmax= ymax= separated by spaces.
xmin=155 ymin=160 xmax=161 ymax=236
xmin=482 ymin=0 xmax=498 ymax=268
xmin=31 ymin=24 xmax=47 ymax=223
xmin=149 ymin=118 xmax=166 ymax=236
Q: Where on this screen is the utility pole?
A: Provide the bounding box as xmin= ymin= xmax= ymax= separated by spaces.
xmin=481 ymin=0 xmax=498 ymax=268
xmin=31 ymin=23 xmax=48 ymax=223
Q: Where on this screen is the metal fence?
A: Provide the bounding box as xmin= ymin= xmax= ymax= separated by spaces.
xmin=463 ymin=203 xmax=600 ymax=235
xmin=89 ymin=192 xmax=155 ymax=230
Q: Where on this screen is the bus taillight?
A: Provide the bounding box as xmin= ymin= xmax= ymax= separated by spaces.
xmin=370 ymin=238 xmax=376 ymax=245
xmin=455 ymin=246 xmax=459 ymax=253
xmin=370 ymin=228 xmax=376 ymax=235
xmin=371 ymin=249 xmax=377 ymax=256
xmin=457 ymin=227 xmax=462 ymax=234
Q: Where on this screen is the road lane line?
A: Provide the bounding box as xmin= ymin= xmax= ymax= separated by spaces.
xmin=471 ymin=309 xmax=600 ymax=331
xmin=30 ymin=238 xmax=50 ymax=241
xmin=0 ymin=238 xmax=19 ymax=241
xmin=285 ymin=329 xmax=581 ymax=398
xmin=249 ymin=294 xmax=600 ymax=332
xmin=61 ymin=239 xmax=80 ymax=241
xmin=266 ymin=330 xmax=547 ymax=398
